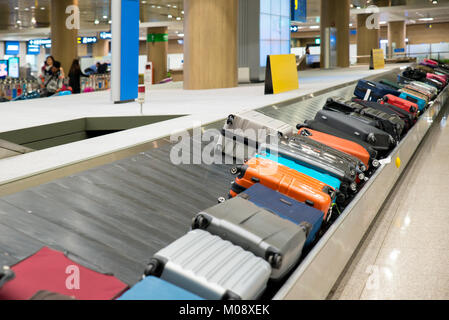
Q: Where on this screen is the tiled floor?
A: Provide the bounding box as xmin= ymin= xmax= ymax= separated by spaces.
xmin=329 ymin=106 xmax=449 ymax=300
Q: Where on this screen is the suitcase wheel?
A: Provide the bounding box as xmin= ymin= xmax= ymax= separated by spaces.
xmin=350 ymin=182 xmax=357 ymax=193
xmin=143 ymin=258 xmax=163 ymax=277
xmin=372 ymin=159 xmax=380 ymax=168
xmin=267 ymin=252 xmax=283 ymax=269
xmin=217 ymin=197 xmax=226 ymax=204
xmin=226 ymin=115 xmax=235 ymax=125
xmin=367 ymin=133 xmax=376 ymax=144
xmin=192 ymin=214 xmax=211 ymax=230
xmin=358 ymin=173 xmax=365 ymax=181
xmin=230 ymin=167 xmax=240 ymax=175
xmin=359 ymin=163 xmax=367 ymax=172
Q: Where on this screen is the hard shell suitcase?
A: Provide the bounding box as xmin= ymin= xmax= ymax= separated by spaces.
xmin=238 ymin=184 xmax=324 ymax=247
xmin=255 ymin=151 xmax=342 ymax=193
xmin=300 ymin=120 xmax=379 ymax=166
xmin=324 ymin=97 xmax=405 ymax=140
xmin=229 ymin=157 xmax=335 ymax=216
xmin=314 ymin=110 xmax=396 ymax=153
xmin=416 ymin=64 xmax=435 ymax=74
xmin=404 ymin=84 xmax=434 ymax=100
xmin=266 ymin=134 xmax=363 ymax=187
xmin=422 ymin=59 xmax=438 ymax=67
xmin=399 ymin=90 xmax=427 ymax=111
xmin=407 ymin=81 xmax=438 ymax=99
xmin=352 ymin=98 xmax=414 ymax=132
xmin=217 ymin=110 xmax=294 ymax=159
xmin=218 ymin=110 xmax=294 ymax=147
xmin=192 ymin=197 xmax=311 ymax=280
xmin=427 ymin=73 xmax=447 ymax=86
xmin=354 ymin=79 xmax=400 ymax=102
xmin=0 ymin=266 xmax=14 ymax=288
xmin=118 ymin=276 xmax=204 ymax=300
xmin=435 ymin=67 xmax=449 ymax=77
xmin=143 ymin=229 xmax=272 ymax=300
xmin=297 ymin=127 xmax=371 ymax=169
xmin=382 ymin=94 xmax=419 ymax=118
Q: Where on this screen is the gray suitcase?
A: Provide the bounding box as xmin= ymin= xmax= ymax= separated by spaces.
xmin=217 ymin=110 xmax=294 ymax=158
xmin=143 ymin=229 xmax=271 ymax=300
xmin=192 ymin=197 xmax=311 ymax=280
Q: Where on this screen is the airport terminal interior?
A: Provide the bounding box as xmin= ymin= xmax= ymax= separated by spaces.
xmin=0 ymin=0 xmax=449 ymax=301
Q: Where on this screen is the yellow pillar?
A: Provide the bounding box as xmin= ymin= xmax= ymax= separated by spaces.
xmin=183 ymin=0 xmax=238 ymax=90
xmin=388 ymin=21 xmax=406 ymax=58
xmin=357 ymin=13 xmax=380 ymax=64
xmin=50 ymin=0 xmax=79 ymax=73
xmin=320 ymin=0 xmax=350 ymax=68
xmin=147 ymin=27 xmax=168 ymax=84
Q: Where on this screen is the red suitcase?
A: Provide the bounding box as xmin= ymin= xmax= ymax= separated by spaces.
xmin=427 ymin=73 xmax=447 ymax=86
xmin=382 ymin=95 xmax=419 ymax=118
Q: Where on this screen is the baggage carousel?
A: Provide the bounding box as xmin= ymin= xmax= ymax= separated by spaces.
xmin=0 ymin=66 xmax=448 ymax=299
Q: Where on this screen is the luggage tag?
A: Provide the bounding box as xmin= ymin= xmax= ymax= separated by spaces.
xmin=363 ymin=89 xmax=372 ymax=101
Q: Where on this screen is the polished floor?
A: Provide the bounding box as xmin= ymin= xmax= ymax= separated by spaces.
xmin=329 ymin=104 xmax=449 ymax=300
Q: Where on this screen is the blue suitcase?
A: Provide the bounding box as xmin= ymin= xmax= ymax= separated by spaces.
xmin=354 ymin=79 xmax=400 ymax=102
xmin=118 ymin=276 xmax=204 ymax=300
xmin=239 ymin=184 xmax=324 ymax=247
xmin=255 ymin=151 xmax=341 ymax=193
xmin=399 ymin=92 xmax=427 ymax=112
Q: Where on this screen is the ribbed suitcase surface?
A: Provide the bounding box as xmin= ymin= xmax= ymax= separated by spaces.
xmin=118 ymin=276 xmax=204 ymax=300
xmin=302 ymin=120 xmax=378 ymax=162
xmin=399 ymin=91 xmax=427 ymax=111
xmin=255 ymin=151 xmax=342 ymax=192
xmin=314 ymin=110 xmax=395 ymax=152
xmin=298 ymin=127 xmax=371 ymax=168
xmin=272 ymin=134 xmax=363 ymax=184
xmin=239 ymin=184 xmax=324 ymax=247
xmin=193 ymin=197 xmax=309 ymax=280
xmin=152 ymin=230 xmax=272 ymax=300
xmin=382 ymin=95 xmax=418 ymax=118
xmin=224 ymin=110 xmax=294 ymax=140
xmin=230 ymin=157 xmax=334 ymax=215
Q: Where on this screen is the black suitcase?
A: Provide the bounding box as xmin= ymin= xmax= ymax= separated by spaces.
xmin=324 ymin=97 xmax=405 ymax=142
xmin=313 ymin=110 xmax=396 ymax=154
xmin=352 ymin=98 xmax=414 ymax=132
xmin=398 ymin=74 xmax=443 ymax=91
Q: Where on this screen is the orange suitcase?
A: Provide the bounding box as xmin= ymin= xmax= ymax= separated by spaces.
xmin=297 ymin=128 xmax=371 ymax=169
xmin=229 ymin=158 xmax=335 ymax=218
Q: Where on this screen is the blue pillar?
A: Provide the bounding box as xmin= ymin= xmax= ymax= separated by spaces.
xmin=111 ymin=0 xmax=139 ymax=103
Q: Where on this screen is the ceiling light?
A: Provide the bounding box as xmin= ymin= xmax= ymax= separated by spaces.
xmin=432 ymin=0 xmax=438 ymax=4
xmin=168 ymin=14 xmax=172 ymax=18
xmin=108 ymin=20 xmax=112 ymax=24
xmin=24 ymin=8 xmax=29 ymax=11
xmin=40 ymin=7 xmax=45 ymax=10
xmin=309 ymin=25 xmax=319 ymax=29
xmin=94 ymin=19 xmax=100 ymax=25
xmin=178 ymin=33 xmax=184 ymax=37
xmin=14 ymin=7 xmax=19 ymax=10
xmin=418 ymin=17 xmax=434 ymax=21
xmin=103 ymin=15 xmax=108 ymax=19
xmin=176 ymin=17 xmax=181 ymax=20
xmin=379 ymin=21 xmax=387 ymax=24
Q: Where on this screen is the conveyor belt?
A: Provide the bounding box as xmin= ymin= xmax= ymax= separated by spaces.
xmin=0 ymin=68 xmax=425 ymax=295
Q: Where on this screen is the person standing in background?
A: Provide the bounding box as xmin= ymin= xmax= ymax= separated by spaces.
xmin=68 ymin=59 xmax=89 ymax=94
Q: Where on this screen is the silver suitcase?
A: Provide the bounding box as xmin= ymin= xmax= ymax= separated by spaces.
xmin=143 ymin=229 xmax=271 ymax=300
xmin=217 ymin=110 xmax=294 ymax=159
xmin=192 ymin=197 xmax=311 ymax=280
xmin=409 ymin=81 xmax=438 ymax=98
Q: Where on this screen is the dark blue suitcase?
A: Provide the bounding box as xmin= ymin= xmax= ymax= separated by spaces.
xmin=118 ymin=276 xmax=204 ymax=300
xmin=354 ymin=79 xmax=400 ymax=102
xmin=238 ymin=184 xmax=324 ymax=247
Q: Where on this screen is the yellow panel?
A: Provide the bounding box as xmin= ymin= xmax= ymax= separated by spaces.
xmin=270 ymin=54 xmax=299 ymax=94
xmin=371 ymin=49 xmax=385 ymax=70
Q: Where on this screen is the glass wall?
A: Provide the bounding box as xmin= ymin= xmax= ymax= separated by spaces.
xmin=259 ymin=0 xmax=291 ymax=67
